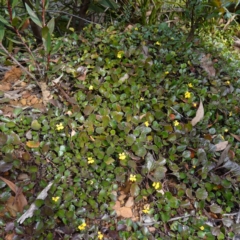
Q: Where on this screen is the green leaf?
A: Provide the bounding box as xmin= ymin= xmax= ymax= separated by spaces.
xmin=0 ymin=24 xmax=5 ymax=42
xmin=196 ymin=188 xmax=208 ymax=200
xmin=145 ymin=152 xmax=155 ymax=172
xmin=153 ymin=166 xmax=167 ymax=181
xmin=47 ymin=17 xmax=55 ymax=34
xmin=0 ymin=16 xmax=12 ymax=27
xmin=12 ymin=0 xmax=19 ymax=8
xmin=25 ymin=3 xmax=42 ymax=28
xmin=31 ymin=120 xmax=41 ymax=130
xmin=130 ymin=183 xmax=140 ymax=197
xmin=210 ymin=203 xmax=222 ymax=214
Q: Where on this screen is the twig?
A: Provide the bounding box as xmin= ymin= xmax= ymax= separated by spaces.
xmin=168 ymin=214 xmax=192 ymax=222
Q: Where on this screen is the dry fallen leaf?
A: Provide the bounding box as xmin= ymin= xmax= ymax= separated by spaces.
xmin=230 ymin=133 xmax=240 ymax=142
xmin=5 ymin=196 xmax=19 ymax=217
xmin=214 ymin=141 xmax=228 ymax=151
xmin=0 ymin=176 xmax=28 ymax=213
xmin=125 ymin=197 xmax=134 ymax=208
xmin=200 ymin=53 xmax=216 ymax=77
xmin=119 ymin=207 xmax=133 ymax=218
xmin=26 ymin=141 xmax=40 ymax=148
xmin=191 ymin=100 xmax=204 ymax=126
xmin=5 ymin=233 xmax=15 ymax=240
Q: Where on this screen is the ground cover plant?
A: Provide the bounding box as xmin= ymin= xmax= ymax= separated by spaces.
xmin=1 ymin=20 xmax=240 ymax=240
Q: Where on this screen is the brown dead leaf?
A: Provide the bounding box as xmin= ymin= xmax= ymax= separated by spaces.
xmin=125 ymin=197 xmax=134 ymax=208
xmin=3 ymin=67 xmax=22 ymax=83
xmin=5 ymin=233 xmax=15 ymax=240
xmin=112 ymin=201 xmax=121 ymax=211
xmin=230 ymin=133 xmax=240 ymax=142
xmin=0 ymin=83 xmax=11 ymax=91
xmin=119 ymin=207 xmax=133 ymax=218
xmin=26 ymin=141 xmax=40 ymax=148
xmin=0 ymin=176 xmax=28 ymax=213
xmin=5 ymin=196 xmax=18 ymax=217
xmin=215 ymin=141 xmax=228 ymax=151
xmin=191 ymin=100 xmax=204 ymax=126
xmin=200 ymin=53 xmax=216 ymax=77
xmin=38 ymin=81 xmax=53 ymax=106
xmin=118 ymin=193 xmax=127 ymax=202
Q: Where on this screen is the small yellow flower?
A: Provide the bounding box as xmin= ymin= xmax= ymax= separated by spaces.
xmin=193 ymin=102 xmax=197 ymax=107
xmin=173 ymin=120 xmax=179 ymax=126
xmin=188 ymin=83 xmax=193 ymax=88
xmin=129 ymin=174 xmax=136 ymax=182
xmin=185 ymin=91 xmax=191 ymax=99
xmin=78 ymin=222 xmax=87 ymax=231
xmin=229 ymin=111 xmax=232 ymax=116
xmin=52 ymin=196 xmax=60 ymax=202
xmin=165 ymin=71 xmax=169 ymax=75
xmin=199 ymin=226 xmax=204 ymax=231
xmin=224 ymin=128 xmax=228 ymax=132
xmin=134 ymin=27 xmax=138 ymax=31
xmin=56 ymin=123 xmax=64 ymax=131
xmin=142 ymin=204 xmax=150 ymax=214
xmin=89 ymin=85 xmax=93 ymax=90
xmin=152 ymin=182 xmax=161 ymax=190
xmin=88 ymin=157 xmax=94 ymax=164
xmin=193 ymin=165 xmax=196 ymax=168
xmin=144 ymin=121 xmax=149 ymax=127
xmin=226 ymin=81 xmax=230 ymax=85
xmin=140 ymin=97 xmax=144 ymax=101
xmin=119 ymin=152 xmax=126 ymax=160
xmin=69 ymin=27 xmax=75 ymax=32
xmin=117 ymin=51 xmax=124 ymax=59
xmin=98 ymin=231 xmax=104 ymax=240
xmin=155 ymin=41 xmax=161 ymax=46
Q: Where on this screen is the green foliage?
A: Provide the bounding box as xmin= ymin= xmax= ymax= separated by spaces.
xmin=1 ymin=22 xmax=240 ymax=239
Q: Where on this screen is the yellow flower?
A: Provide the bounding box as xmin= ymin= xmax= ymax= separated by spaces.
xmin=88 ymin=157 xmax=94 ymax=164
xmin=193 ymin=165 xmax=196 ymax=168
xmin=98 ymin=231 xmax=104 ymax=240
xmin=199 ymin=226 xmax=204 ymax=231
xmin=165 ymin=71 xmax=169 ymax=75
xmin=117 ymin=51 xmax=124 ymax=58
xmin=144 ymin=121 xmax=149 ymax=127
xmin=173 ymin=120 xmax=179 ymax=126
xmin=69 ymin=27 xmax=75 ymax=32
xmin=185 ymin=91 xmax=191 ymax=99
xmin=119 ymin=152 xmax=126 ymax=160
xmin=52 ymin=196 xmax=59 ymax=202
xmin=155 ymin=41 xmax=161 ymax=46
xmin=224 ymin=128 xmax=228 ymax=132
xmin=229 ymin=111 xmax=232 ymax=116
xmin=193 ymin=102 xmax=197 ymax=107
xmin=226 ymin=81 xmax=230 ymax=85
xmin=89 ymin=85 xmax=93 ymax=90
xmin=129 ymin=174 xmax=136 ymax=182
xmin=78 ymin=222 xmax=87 ymax=231
xmin=134 ymin=27 xmax=138 ymax=31
xmin=140 ymin=97 xmax=144 ymax=101
xmin=142 ymin=204 xmax=150 ymax=214
xmin=188 ymin=83 xmax=193 ymax=88
xmin=56 ymin=123 xmax=64 ymax=131
xmin=152 ymin=182 xmax=161 ymax=190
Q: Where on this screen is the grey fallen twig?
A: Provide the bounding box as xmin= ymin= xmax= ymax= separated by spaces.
xmin=17 ymin=182 xmax=53 ymax=224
